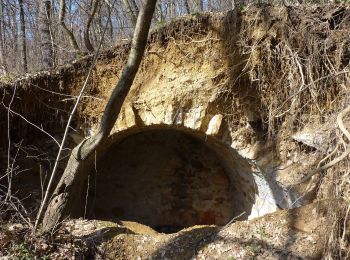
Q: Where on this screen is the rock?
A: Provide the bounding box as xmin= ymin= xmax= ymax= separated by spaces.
xmin=292 ymin=126 xmax=332 ymax=152
xmin=206 ymin=114 xmax=223 ymax=136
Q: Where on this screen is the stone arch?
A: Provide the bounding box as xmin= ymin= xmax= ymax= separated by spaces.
xmin=85 ymin=125 xmax=279 ymax=232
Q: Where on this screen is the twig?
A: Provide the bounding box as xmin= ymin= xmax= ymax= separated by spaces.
xmin=0 ymin=188 xmax=32 ymax=227
xmin=223 ymin=211 xmax=246 ymax=228
xmin=32 ymin=83 xmax=103 ymax=101
xmin=60 ymin=96 xmax=103 ymax=102
xmin=84 ymin=175 xmax=90 ymax=219
xmin=6 ymin=84 xmax=17 ymax=201
xmin=4 ymin=106 xmax=60 ymax=147
xmin=7 ymin=140 xmax=23 ymax=191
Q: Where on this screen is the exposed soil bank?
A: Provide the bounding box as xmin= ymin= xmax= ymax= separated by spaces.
xmin=1 ymin=3 xmax=350 ymax=259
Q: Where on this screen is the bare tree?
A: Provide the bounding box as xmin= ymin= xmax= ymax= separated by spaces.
xmin=122 ymin=0 xmax=139 ymax=26
xmin=184 ymin=0 xmax=191 ymax=14
xmin=37 ymin=0 xmax=158 ymax=233
xmin=11 ymin=3 xmax=19 ymax=54
xmin=156 ymin=1 xmax=165 ymax=21
xmin=59 ymin=0 xmax=81 ymax=54
xmin=19 ymin=0 xmax=28 ymax=73
xmin=84 ymin=0 xmax=100 ymax=52
xmin=0 ymin=0 xmax=297 ymax=75
xmin=38 ymin=0 xmax=54 ymax=69
xmin=0 ymin=0 xmax=5 ymax=74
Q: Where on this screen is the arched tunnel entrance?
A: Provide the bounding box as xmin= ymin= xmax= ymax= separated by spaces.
xmin=86 ymin=129 xmax=262 ymax=233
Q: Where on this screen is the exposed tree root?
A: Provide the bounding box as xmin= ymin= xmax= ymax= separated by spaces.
xmin=294 ymin=105 xmax=350 ymax=185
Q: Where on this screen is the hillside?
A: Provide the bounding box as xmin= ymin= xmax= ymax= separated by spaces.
xmin=0 ymin=4 xmax=349 ymax=259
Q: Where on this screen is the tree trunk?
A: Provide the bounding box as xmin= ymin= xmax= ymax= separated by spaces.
xmin=196 ymin=0 xmax=203 ymax=12
xmin=59 ymin=0 xmax=81 ymax=55
xmin=19 ymin=0 xmax=27 ymax=73
xmin=0 ymin=0 xmax=5 ymax=74
xmin=39 ymin=0 xmax=157 ymax=234
xmin=38 ymin=0 xmax=53 ymax=69
xmin=102 ymin=0 xmax=115 ymax=42
xmin=129 ymin=0 xmax=139 ymax=20
xmin=122 ymin=0 xmax=139 ymax=26
xmin=84 ymin=0 xmax=99 ymax=52
xmin=156 ymin=2 xmax=164 ymax=22
xmin=11 ymin=4 xmax=19 ymax=53
xmin=184 ymin=0 xmax=190 ymax=14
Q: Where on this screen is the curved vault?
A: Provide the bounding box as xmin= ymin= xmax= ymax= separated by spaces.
xmin=86 ymin=128 xmax=278 ymax=233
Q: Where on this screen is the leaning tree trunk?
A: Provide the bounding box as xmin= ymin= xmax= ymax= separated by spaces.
xmin=84 ymin=0 xmax=99 ymax=52
xmin=59 ymin=0 xmax=81 ymax=55
xmin=38 ymin=0 xmax=53 ymax=69
xmin=39 ymin=0 xmax=157 ymax=234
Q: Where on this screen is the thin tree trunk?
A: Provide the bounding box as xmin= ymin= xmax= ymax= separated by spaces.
xmin=168 ymin=0 xmax=172 ymax=17
xmin=155 ymin=1 xmax=164 ymax=22
xmin=129 ymin=0 xmax=139 ymax=19
xmin=0 ymin=0 xmax=5 ymax=73
xmin=39 ymin=0 xmax=157 ymax=234
xmin=19 ymin=0 xmax=27 ymax=73
xmin=59 ymin=0 xmax=81 ymax=54
xmin=108 ymin=11 xmax=113 ymax=42
xmin=122 ymin=0 xmax=138 ymax=26
xmin=102 ymin=0 xmax=116 ymax=42
xmin=11 ymin=5 xmax=19 ymax=53
xmin=38 ymin=0 xmax=53 ymax=69
xmin=32 ymin=1 xmax=42 ymax=72
xmin=196 ymin=0 xmax=203 ymax=12
xmin=184 ymin=0 xmax=190 ymax=14
xmin=84 ymin=0 xmax=99 ymax=52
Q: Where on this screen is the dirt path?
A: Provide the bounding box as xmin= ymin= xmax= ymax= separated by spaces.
xmin=56 ymin=202 xmax=328 ymax=259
